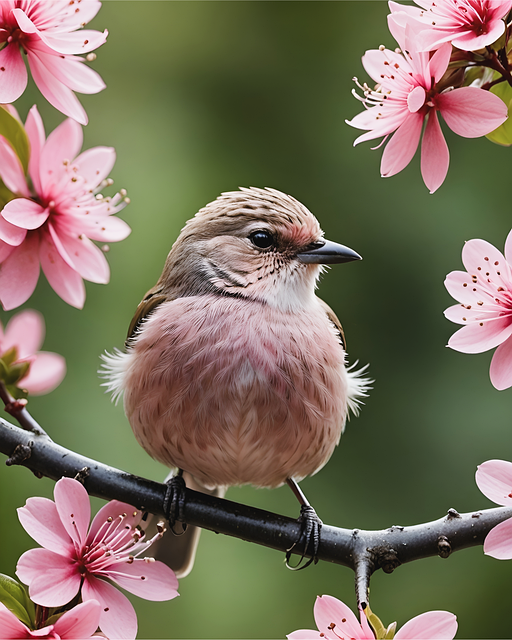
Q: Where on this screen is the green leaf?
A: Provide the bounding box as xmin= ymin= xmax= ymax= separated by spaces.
xmin=365 ymin=605 xmax=391 ymax=639
xmin=0 ymin=107 xmax=29 ymax=173
xmin=2 ymin=346 xmax=18 ymax=367
xmin=5 ymin=361 xmax=30 ymax=385
xmin=0 ymin=574 xmax=35 ymax=628
xmin=5 ymin=383 xmax=28 ymax=400
xmin=486 ymin=80 xmax=512 ymax=146
xmin=0 ymin=179 xmax=15 ymax=210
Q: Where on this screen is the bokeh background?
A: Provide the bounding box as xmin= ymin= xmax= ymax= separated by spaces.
xmin=1 ymin=1 xmax=511 ymax=638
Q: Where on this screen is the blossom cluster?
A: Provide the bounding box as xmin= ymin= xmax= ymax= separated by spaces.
xmin=347 ymin=0 xmax=512 ymax=192
xmin=0 ymin=477 xmax=179 ymax=639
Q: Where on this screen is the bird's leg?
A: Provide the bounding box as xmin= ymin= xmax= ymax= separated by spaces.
xmin=163 ymin=468 xmax=188 ymax=535
xmin=285 ymin=477 xmax=322 ymax=570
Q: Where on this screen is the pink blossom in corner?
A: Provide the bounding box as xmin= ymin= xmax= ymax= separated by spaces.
xmin=476 ymin=459 xmax=512 ymax=559
xmin=0 ymin=309 xmax=65 ymax=394
xmin=16 ymin=477 xmax=179 ymax=640
xmin=388 ymin=0 xmax=512 ymax=53
xmin=0 ymin=0 xmax=107 ymax=124
xmin=287 ymin=595 xmax=457 ymax=639
xmin=0 ymin=105 xmax=130 ymax=310
xmin=444 ymin=230 xmax=512 ymax=390
xmin=346 ymin=28 xmax=508 ymax=193
xmin=0 ymin=599 xmax=102 ymax=639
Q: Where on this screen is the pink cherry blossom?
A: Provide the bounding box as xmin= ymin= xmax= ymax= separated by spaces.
xmin=476 ymin=459 xmax=512 ymax=559
xmin=388 ymin=0 xmax=512 ymax=52
xmin=287 ymin=595 xmax=458 ymax=639
xmin=0 ymin=308 xmax=65 ymax=394
xmin=16 ymin=477 xmax=179 ymax=640
xmin=0 ymin=0 xmax=107 ymax=124
xmin=0 ymin=105 xmax=130 ymax=310
xmin=0 ymin=599 xmax=102 ymax=639
xmin=444 ymin=230 xmax=512 ymax=390
xmin=346 ymin=28 xmax=508 ymax=193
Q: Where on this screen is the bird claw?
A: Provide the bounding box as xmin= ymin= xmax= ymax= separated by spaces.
xmin=163 ymin=474 xmax=188 ymax=536
xmin=285 ymin=504 xmax=323 ymax=570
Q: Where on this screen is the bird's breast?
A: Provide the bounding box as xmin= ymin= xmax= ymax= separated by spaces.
xmin=123 ymin=294 xmax=349 ymax=488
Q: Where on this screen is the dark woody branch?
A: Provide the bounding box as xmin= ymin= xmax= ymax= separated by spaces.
xmin=1 ymin=415 xmax=512 ymax=610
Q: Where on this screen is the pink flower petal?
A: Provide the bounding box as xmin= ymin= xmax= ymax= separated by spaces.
xmin=447 ymin=317 xmax=512 ymax=353
xmin=451 ymin=18 xmax=506 ymax=51
xmin=77 ymin=213 xmax=131 ymax=243
xmin=22 ymin=351 xmax=66 ymax=395
xmin=505 ymin=228 xmax=512 ymax=265
xmin=28 ymin=41 xmax=105 ymax=94
xmin=54 ymin=600 xmax=102 ymax=639
xmin=395 ymin=611 xmax=457 ymax=639
xmin=483 ymin=516 xmax=512 ymax=559
xmin=476 ymin=459 xmax=512 ymax=506
xmin=17 ymin=495 xmax=74 ymax=554
xmin=0 ymin=43 xmax=28 ymax=103
xmin=490 ymin=335 xmax=512 ymax=390
xmin=83 ymin=576 xmax=138 ymax=640
xmin=0 ymin=602 xmax=32 ymax=639
xmin=39 ymin=230 xmax=85 ymax=308
xmin=74 ymin=147 xmax=116 ymax=187
xmin=437 ymin=87 xmax=508 ymax=138
xmin=421 ymin=110 xmax=449 ymax=194
xmin=49 ymin=225 xmax=110 ymax=284
xmin=381 ymin=111 xmax=424 ymax=178
xmin=0 ymin=232 xmax=40 ymax=310
xmin=407 ymin=85 xmax=426 ymax=113
xmin=25 ymin=105 xmax=45 ymax=194
xmin=2 ymin=199 xmax=49 ymax=230
xmin=0 ymin=215 xmax=27 ymax=246
xmin=40 ymin=118 xmax=83 ymax=193
xmin=0 ymin=136 xmax=31 ymax=197
xmin=314 ymin=595 xmax=370 ymax=639
xmin=428 ymin=43 xmax=452 ymax=84
xmin=110 ymin=558 xmax=179 ymax=601
xmin=461 ymin=238 xmax=510 ymax=279
xmin=16 ymin=548 xmax=80 ymax=606
xmin=54 ymin=477 xmax=91 ymax=546
xmin=0 ymin=239 xmax=15 ymax=262
xmin=3 ymin=308 xmax=44 ymax=357
xmin=26 ymin=48 xmax=88 ymax=125
xmin=444 ymin=270 xmax=486 ymax=306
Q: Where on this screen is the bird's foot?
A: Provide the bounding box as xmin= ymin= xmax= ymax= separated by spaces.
xmin=163 ymin=472 xmax=188 ymax=535
xmin=285 ymin=504 xmax=323 ymax=570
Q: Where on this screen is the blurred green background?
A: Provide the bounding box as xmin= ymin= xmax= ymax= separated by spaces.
xmin=1 ymin=1 xmax=511 ymax=638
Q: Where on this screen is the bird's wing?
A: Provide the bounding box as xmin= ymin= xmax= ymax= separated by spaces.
xmin=126 ymin=286 xmax=168 ymax=345
xmin=317 ymin=297 xmax=346 ymax=351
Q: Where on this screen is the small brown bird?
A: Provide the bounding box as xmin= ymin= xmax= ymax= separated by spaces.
xmin=103 ymin=187 xmax=369 ymax=575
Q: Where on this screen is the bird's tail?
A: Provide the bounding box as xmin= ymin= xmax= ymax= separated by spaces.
xmin=149 ymin=471 xmax=227 ymax=578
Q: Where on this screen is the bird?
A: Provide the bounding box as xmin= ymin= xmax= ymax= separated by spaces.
xmin=102 ymin=187 xmax=370 ymax=576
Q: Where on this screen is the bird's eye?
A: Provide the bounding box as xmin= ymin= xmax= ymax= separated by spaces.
xmin=249 ymin=230 xmax=274 ymax=249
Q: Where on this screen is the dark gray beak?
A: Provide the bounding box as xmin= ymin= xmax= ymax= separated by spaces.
xmin=296 ymin=239 xmax=362 ymax=264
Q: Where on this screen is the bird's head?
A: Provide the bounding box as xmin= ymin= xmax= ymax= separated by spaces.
xmin=158 ymin=187 xmax=361 ymax=312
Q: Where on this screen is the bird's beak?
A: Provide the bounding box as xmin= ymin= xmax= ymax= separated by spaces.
xmin=296 ymin=239 xmax=362 ymax=264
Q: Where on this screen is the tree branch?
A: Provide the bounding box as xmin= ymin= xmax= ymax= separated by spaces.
xmin=1 ymin=415 xmax=511 ymax=609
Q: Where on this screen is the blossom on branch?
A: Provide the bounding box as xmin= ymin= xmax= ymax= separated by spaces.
xmin=444 ymin=230 xmax=512 ymax=390
xmin=388 ymin=0 xmax=512 ymax=52
xmin=0 ymin=599 xmax=102 ymax=639
xmin=346 ymin=28 xmax=508 ymax=193
xmin=476 ymin=459 xmax=512 ymax=559
xmin=0 ymin=309 xmax=65 ymax=396
xmin=287 ymin=595 xmax=458 ymax=640
xmin=0 ymin=0 xmax=107 ymax=124
xmin=16 ymin=477 xmax=179 ymax=640
xmin=0 ymin=105 xmax=131 ymax=310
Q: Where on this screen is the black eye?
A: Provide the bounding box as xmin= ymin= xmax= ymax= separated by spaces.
xmin=249 ymin=230 xmax=274 ymax=249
